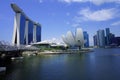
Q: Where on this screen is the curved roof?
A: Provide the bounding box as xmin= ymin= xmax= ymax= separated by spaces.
xmin=11 ymin=3 xmax=30 ymax=20
xmin=11 ymin=3 xmax=41 ymax=26
xmin=11 ymin=3 xmax=22 ymax=13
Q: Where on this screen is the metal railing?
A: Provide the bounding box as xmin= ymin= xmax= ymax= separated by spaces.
xmin=0 ymin=41 xmax=39 ymax=51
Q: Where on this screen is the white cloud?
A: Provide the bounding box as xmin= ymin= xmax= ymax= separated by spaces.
xmin=39 ymin=0 xmax=43 ymax=3
xmin=89 ymin=0 xmax=120 ymax=5
xmin=77 ymin=8 xmax=118 ymax=21
xmin=38 ymin=0 xmax=120 ymax=5
xmin=59 ymin=0 xmax=86 ymax=3
xmin=111 ymin=21 xmax=120 ymax=26
xmin=59 ymin=0 xmax=120 ymax=5
xmin=72 ymin=23 xmax=81 ymax=27
xmin=71 ymin=8 xmax=119 ymax=28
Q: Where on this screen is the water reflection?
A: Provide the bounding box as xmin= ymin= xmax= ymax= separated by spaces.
xmin=0 ymin=48 xmax=120 ymax=80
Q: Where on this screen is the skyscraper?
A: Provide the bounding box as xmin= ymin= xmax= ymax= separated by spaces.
xmin=11 ymin=4 xmax=41 ymax=46
xmin=105 ymin=28 xmax=110 ymax=46
xmin=83 ymin=31 xmax=89 ymax=47
xmin=97 ymin=30 xmax=105 ymax=47
xmin=93 ymin=34 xmax=97 ymax=46
xmin=109 ymin=33 xmax=115 ymax=45
xmin=93 ymin=28 xmax=120 ymax=47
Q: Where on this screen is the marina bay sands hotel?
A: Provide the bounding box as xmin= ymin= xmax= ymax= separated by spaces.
xmin=11 ymin=3 xmax=41 ymax=46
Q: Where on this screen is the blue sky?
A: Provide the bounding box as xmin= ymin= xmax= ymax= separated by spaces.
xmin=0 ymin=0 xmax=120 ymax=45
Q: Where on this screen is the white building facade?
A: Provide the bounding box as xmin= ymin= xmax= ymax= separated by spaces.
xmin=62 ymin=28 xmax=84 ymax=48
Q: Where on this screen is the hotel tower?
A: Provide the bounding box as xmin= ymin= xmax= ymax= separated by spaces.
xmin=11 ymin=3 xmax=41 ymax=46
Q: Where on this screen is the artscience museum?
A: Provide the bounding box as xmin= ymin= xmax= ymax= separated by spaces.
xmin=62 ymin=28 xmax=89 ymax=49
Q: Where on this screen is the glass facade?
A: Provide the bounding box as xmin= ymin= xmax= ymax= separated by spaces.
xmin=36 ymin=25 xmax=41 ymax=42
xmin=12 ymin=4 xmax=41 ymax=45
xmin=83 ymin=31 xmax=89 ymax=47
xmin=20 ymin=14 xmax=26 ymax=45
xmin=28 ymin=21 xmax=33 ymax=44
xmin=97 ymin=30 xmax=105 ymax=47
xmin=93 ymin=28 xmax=120 ymax=47
xmin=106 ymin=28 xmax=110 ymax=45
xmin=93 ymin=35 xmax=97 ymax=46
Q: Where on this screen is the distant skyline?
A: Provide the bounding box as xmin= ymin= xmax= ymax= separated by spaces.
xmin=0 ymin=0 xmax=120 ymax=46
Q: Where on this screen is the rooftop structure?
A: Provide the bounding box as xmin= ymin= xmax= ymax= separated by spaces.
xmin=11 ymin=3 xmax=41 ymax=46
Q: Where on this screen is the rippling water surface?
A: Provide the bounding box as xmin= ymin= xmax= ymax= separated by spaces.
xmin=1 ymin=48 xmax=120 ymax=80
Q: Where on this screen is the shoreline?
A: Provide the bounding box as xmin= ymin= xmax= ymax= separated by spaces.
xmin=23 ymin=49 xmax=93 ymax=55
xmin=39 ymin=48 xmax=94 ymax=54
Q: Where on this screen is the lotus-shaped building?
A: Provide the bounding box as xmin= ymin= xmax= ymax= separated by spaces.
xmin=62 ymin=28 xmax=84 ymax=48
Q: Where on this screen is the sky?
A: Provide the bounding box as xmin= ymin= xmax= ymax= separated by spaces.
xmin=0 ymin=0 xmax=120 ymax=46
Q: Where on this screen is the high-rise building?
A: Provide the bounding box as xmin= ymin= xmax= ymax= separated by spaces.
xmin=97 ymin=30 xmax=105 ymax=47
xmin=93 ymin=35 xmax=97 ymax=46
xmin=109 ymin=33 xmax=115 ymax=45
xmin=11 ymin=4 xmax=41 ymax=46
xmin=83 ymin=31 xmax=89 ymax=47
xmin=105 ymin=28 xmax=110 ymax=45
xmin=114 ymin=37 xmax=120 ymax=46
xmin=93 ymin=28 xmax=120 ymax=47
